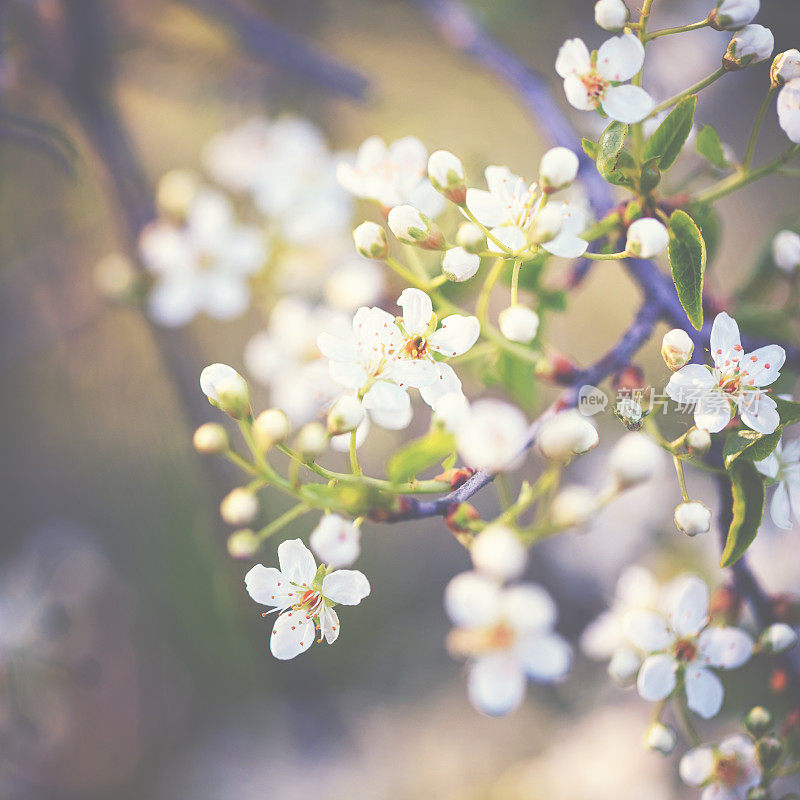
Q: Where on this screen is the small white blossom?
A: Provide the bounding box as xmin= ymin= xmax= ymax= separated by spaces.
xmin=193 ymin=422 xmax=228 ymax=455
xmin=772 ymin=230 xmax=800 ymax=272
xmin=470 ymin=524 xmax=527 ymax=581
xmin=626 ymin=218 xmax=670 ymax=258
xmin=253 ymin=409 xmax=291 ymax=450
xmin=724 ymin=24 xmax=774 ymax=69
xmin=457 ymin=399 xmax=529 ymax=472
xmin=710 ymin=0 xmax=760 ymax=31
xmin=609 ymin=433 xmax=663 ymax=488
xmin=538 ymin=410 xmax=599 ymax=461
xmin=674 ymin=502 xmax=713 ymax=536
xmin=200 ymin=363 xmax=250 ymax=418
xmin=442 ymin=246 xmax=480 ymax=282
xmin=433 ymin=391 xmax=471 ymax=433
xmin=687 ymin=428 xmax=712 ymax=454
xmin=645 ymin=722 xmax=677 ymax=756
xmin=456 ymin=221 xmax=485 ymax=253
xmin=778 ymin=77 xmax=800 ymax=144
xmin=772 ymin=50 xmax=800 ymax=87
xmin=759 ymin=622 xmax=798 ymax=654
xmin=540 ymin=201 xmax=590 ymax=258
xmin=539 ymin=146 xmax=580 ymax=191
xmin=387 ymin=204 xmax=443 ymax=249
xmin=662 ymin=328 xmax=695 ymax=371
xmin=295 ymin=422 xmax=329 ymax=459
xmin=528 ymin=203 xmax=564 ymax=245
xmin=498 ymin=304 xmax=540 ymax=344
xmin=550 ymin=485 xmax=598 ymax=528
xmin=594 ymin=0 xmax=628 ymax=32
xmin=556 ymin=33 xmax=654 ymax=123
xmin=353 ymin=221 xmax=389 ymax=260
xmin=666 ymin=312 xmax=785 ymax=434
xmin=627 ymin=575 xmax=753 ymax=718
xmin=754 ymin=437 xmax=800 ymax=529
xmin=309 ymin=515 xmax=361 ymax=568
xmin=427 ymin=150 xmax=466 ymax=203
xmin=327 ymin=395 xmax=366 ymax=435
xmin=220 ymin=488 xmax=259 ymax=527
xmin=680 ymin=735 xmax=761 ymax=800
xmin=445 ymin=571 xmax=571 ymax=716
xmin=245 ymin=538 xmax=370 ymax=659
xmin=337 ymin=135 xmax=444 ymax=217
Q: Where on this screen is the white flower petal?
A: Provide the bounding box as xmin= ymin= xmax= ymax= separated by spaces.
xmin=244 ymin=565 xmax=296 ymax=607
xmin=502 ymin=584 xmax=558 ymax=632
xmin=398 ymin=288 xmax=434 ymax=335
xmin=755 ymin=451 xmax=780 ymax=480
xmin=710 ymin=312 xmax=741 ymax=364
xmin=770 ymin=482 xmax=793 ymax=529
xmin=369 ymin=401 xmax=413 ymax=430
xmin=319 ymin=605 xmax=340 ymax=644
xmin=147 ymin=280 xmax=201 ymax=327
xmin=487 ymin=225 xmax=527 ymax=254
xmin=465 ymin=188 xmax=507 ymax=228
xmin=601 ymin=84 xmax=654 ymax=124
xmin=321 ymin=570 xmax=371 ymax=605
xmin=317 ymin=332 xmax=357 ymax=362
xmin=388 ymin=359 xmax=439 ymax=389
xmin=329 ymin=359 xmax=369 ymax=390
xmin=624 ymin=610 xmax=672 ymax=652
xmin=563 ymin=74 xmax=596 ymax=111
xmin=270 ymin=609 xmax=315 ymax=660
xmin=778 ymin=79 xmax=800 ymax=145
xmin=685 ymin=664 xmax=724 ymax=719
xmin=698 ymin=626 xmax=753 ymax=669
xmin=362 ymin=380 xmax=410 ymax=413
xmin=428 ymin=315 xmax=480 ymax=357
xmin=596 ymin=33 xmax=645 ymax=82
xmin=680 ymin=746 xmax=716 ymax=787
xmin=310 ymin=514 xmax=361 ymax=568
xmin=637 ymin=653 xmax=677 ymax=701
xmin=740 ymin=393 xmax=779 ymax=435
xmin=695 ymin=393 xmax=733 ymax=434
xmin=665 ymin=364 xmax=715 ymax=401
xmin=580 ymin=611 xmax=621 ymax=660
xmin=201 ymin=273 xmax=250 ymax=320
xmin=444 ymin=571 xmax=502 ymax=627
xmin=467 ymin=654 xmax=526 ymax=716
xmin=277 ymin=538 xmax=317 ymax=585
xmin=669 ymin=575 xmax=709 ymax=637
xmin=555 ymin=38 xmax=592 ymax=77
xmin=743 ymin=345 xmax=785 ymax=387
xmin=517 ymin=632 xmax=572 ymax=682
xmin=419 ymin=363 xmax=463 ymax=408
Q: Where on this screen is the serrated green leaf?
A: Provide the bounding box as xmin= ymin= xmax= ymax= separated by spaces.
xmin=643 ymin=96 xmax=696 ymax=171
xmin=695 ymin=124 xmax=728 ymax=169
xmin=720 ymin=461 xmax=765 ymax=567
xmin=776 ymin=397 xmax=800 ymax=427
xmin=582 ymin=138 xmax=598 ymax=160
xmin=723 ymin=429 xmax=781 ymax=469
xmin=597 ymin=121 xmax=634 ymax=186
xmin=668 ymin=209 xmax=707 ymax=330
xmin=387 ymin=429 xmax=456 ymax=483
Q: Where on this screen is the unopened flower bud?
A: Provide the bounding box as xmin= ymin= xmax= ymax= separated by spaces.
xmin=499 ymin=304 xmax=540 ymax=344
xmin=456 ymin=222 xmax=486 ymax=254
xmin=539 ymin=146 xmax=580 ymax=191
xmin=709 ymin=0 xmax=760 ymax=32
xmin=253 ymin=408 xmax=290 ymax=450
xmin=724 ymin=24 xmax=774 ymax=70
xmin=93 ymin=252 xmax=138 ymax=301
xmin=327 ymin=395 xmax=365 ymax=435
xmin=594 ymin=0 xmax=629 ymax=31
xmin=295 ymin=421 xmax=329 ymax=460
xmin=661 ymin=329 xmax=694 ymax=371
xmin=539 ymin=410 xmax=599 ymax=461
xmin=156 ymin=168 xmax=200 ymax=219
xmin=759 ymin=622 xmax=799 ymax=654
xmin=626 ymin=218 xmax=670 ymax=258
xmin=353 ymin=221 xmax=389 ymax=260
xmin=551 ymin=485 xmax=598 ymax=528
xmin=387 ymin=205 xmax=444 ymax=249
xmin=428 ymin=150 xmax=466 ymax=204
xmin=310 ymin=514 xmax=360 ymax=568
xmin=200 ymin=363 xmax=251 ymax=419
xmin=227 ymin=528 xmax=259 ymax=559
xmin=674 ymin=501 xmax=712 ymax=536
xmin=442 ymin=246 xmax=480 ymax=282
xmin=609 ymin=433 xmax=662 ymax=488
xmin=744 ymin=706 xmax=774 ymax=738
xmin=529 ymin=203 xmax=564 ymax=244
xmin=608 ymin=646 xmax=641 ymax=686
xmin=220 ymin=487 xmax=258 ymax=526
xmin=193 ymin=422 xmax=228 ymax=454
xmin=772 ymin=50 xmax=800 ymax=88
xmin=756 ymin=736 xmax=784 ymax=770
xmin=470 ymin=524 xmax=527 ymax=581
xmin=772 ymin=230 xmax=800 ymax=273
xmin=687 ymin=427 xmax=712 ymax=455
xmin=644 ymin=722 xmax=677 ymax=756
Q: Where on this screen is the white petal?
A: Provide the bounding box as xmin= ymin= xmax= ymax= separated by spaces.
xmin=321 ymin=570 xmax=371 ymax=605
xmin=387 ymin=359 xmax=439 ymax=389
xmin=665 ymin=364 xmax=715 ymax=401
xmin=406 ymin=179 xmax=446 ymax=219
xmin=419 ymin=363 xmax=463 ymax=408
xmin=362 ymin=380 xmax=411 ymax=413
xmin=428 ymin=315 xmax=480 ymax=357
xmin=309 ymin=514 xmax=361 ymax=569
xmin=623 ymin=610 xmax=672 ymax=652
xmin=695 ymin=392 xmax=733 ymax=434
xmin=698 ymin=626 xmax=753 ymax=669
xmin=329 ymin=359 xmax=368 ymax=390
xmin=617 ymin=565 xmax=660 ymax=607
xmin=444 ymin=571 xmax=502 ymax=627
xmin=277 ymin=538 xmax=317 ymax=585
xmin=388 ymin=135 xmax=428 ymax=176
xmin=601 ymin=84 xmax=654 ymax=124
xmin=467 ymin=654 xmax=526 ymax=716
xmin=669 ymin=575 xmax=709 ymax=637
xmin=517 ymin=632 xmax=572 ymax=682
xmin=319 ymin=605 xmax=340 ymax=644
xmin=487 ymin=225 xmax=527 ymax=254
xmin=740 ymin=393 xmax=779 ymax=435
xmin=742 ymin=345 xmax=785 ymax=387
xmin=465 ymin=188 xmax=507 ymax=228
xmin=778 ymin=80 xmax=800 ymax=144
xmin=244 ymin=565 xmax=297 ymax=607
xmin=398 ymin=288 xmax=434 ymax=335
xmin=555 ymin=38 xmax=592 ymax=77
xmin=770 ymin=482 xmax=793 ymax=529
xmin=147 ymin=280 xmax=201 ymax=327
xmin=201 ymin=273 xmax=250 ymax=320
xmin=502 ymin=584 xmax=558 ymax=632
xmin=541 ymin=228 xmax=589 ymax=258
xmin=369 ymin=401 xmax=413 ymax=430
xmin=270 ymin=609 xmax=315 ymax=660
xmin=580 ymin=611 xmax=621 ymax=660
xmin=684 ymin=665 xmax=724 ymax=719
xmin=317 ymin=332 xmax=357 ymax=362
xmin=755 ymin=451 xmax=781 ymax=480
xmin=680 ymin=747 xmax=716 ymax=787
xmin=563 ymin=74 xmax=596 ymax=111
xmin=637 ymin=653 xmax=677 ymax=701
xmin=596 ymin=33 xmax=645 ymax=82
xmin=710 ymin=312 xmax=741 ymax=364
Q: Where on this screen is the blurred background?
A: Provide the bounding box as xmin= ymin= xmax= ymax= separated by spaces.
xmin=2 ymin=1 xmax=800 ymax=798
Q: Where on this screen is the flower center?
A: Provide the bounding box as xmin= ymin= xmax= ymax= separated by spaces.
xmin=404 ymin=336 xmax=428 ymax=359
xmin=714 ymin=754 xmax=744 ymax=787
xmin=672 ymin=637 xmax=698 ymax=662
xmin=294 ymin=587 xmax=324 ymax=617
xmin=581 ymin=72 xmax=608 ymax=101
xmin=446 ymin=622 xmax=516 ymax=658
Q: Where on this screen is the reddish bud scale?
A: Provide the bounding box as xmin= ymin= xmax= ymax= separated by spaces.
xmin=445 ymin=502 xmax=480 ymax=534
xmin=435 ymin=467 xmax=476 ymax=490
xmin=613 ymin=364 xmax=646 ymax=395
xmin=539 ymin=352 xmax=580 ymax=386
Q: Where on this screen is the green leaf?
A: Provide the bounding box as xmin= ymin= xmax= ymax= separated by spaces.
xmin=387 ymin=429 xmax=456 ymax=483
xmin=597 ymin=121 xmax=634 ymax=187
xmin=695 ymin=124 xmax=728 ymax=169
xmin=643 ymin=95 xmax=697 ymax=171
xmin=723 ymin=429 xmax=781 ymax=469
xmin=668 ymin=209 xmax=707 ymax=330
xmin=776 ymin=397 xmax=800 ymax=427
xmin=720 ymin=461 xmax=765 ymax=568
xmin=582 ymin=138 xmax=598 ymax=160
xmin=686 ymin=202 xmax=722 ymax=266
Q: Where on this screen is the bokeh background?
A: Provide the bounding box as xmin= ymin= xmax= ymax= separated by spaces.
xmin=2 ymin=1 xmax=800 ymax=798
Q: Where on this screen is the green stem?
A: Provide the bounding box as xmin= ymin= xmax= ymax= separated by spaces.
xmin=648 ymin=67 xmax=726 ymax=118
xmin=583 ymin=251 xmax=629 ymax=261
xmin=743 ymin=86 xmax=777 ymax=171
xmin=477 ymin=258 xmax=506 ymax=326
xmin=460 ymin=205 xmax=520 ymax=257
xmin=673 ymin=455 xmax=690 ymax=502
xmin=510 ymin=260 xmax=522 ymax=305
xmin=673 ymin=692 xmax=701 ymax=747
xmin=349 ymin=430 xmax=362 ymax=475
xmin=645 ymin=19 xmax=710 ymax=40
xmin=256 ymin=503 xmax=311 ymax=541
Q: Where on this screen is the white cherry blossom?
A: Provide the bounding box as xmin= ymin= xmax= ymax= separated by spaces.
xmin=337 ymin=135 xmax=444 ymax=217
xmin=245 ymin=538 xmax=369 ymax=660
xmin=445 ymin=571 xmax=571 ymax=716
xmin=666 ymin=312 xmax=785 ymax=434
xmin=680 ymin=735 xmax=761 ymax=800
xmin=456 ymin=399 xmax=529 ymax=472
xmin=754 ymin=437 xmax=800 ymax=529
xmin=556 ymin=33 xmax=654 ymax=123
xmin=540 ymin=201 xmax=590 ymax=258
xmin=626 ymin=575 xmax=753 ymax=718
xmin=309 ymin=514 xmax=361 ymax=568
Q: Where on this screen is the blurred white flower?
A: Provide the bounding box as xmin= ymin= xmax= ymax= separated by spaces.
xmin=772 ymin=230 xmax=800 ymax=272
xmin=470 ymin=524 xmax=527 ymax=581
xmin=445 ymin=571 xmax=571 ymax=716
xmin=245 ymin=538 xmax=369 ymax=660
xmin=456 ymin=399 xmax=529 ymax=472
xmin=778 ymin=78 xmax=800 ymax=144
xmin=754 ymin=437 xmax=800 ymax=529
xmin=309 ymin=514 xmax=361 ymax=568
xmin=680 ymin=735 xmax=760 ymax=800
